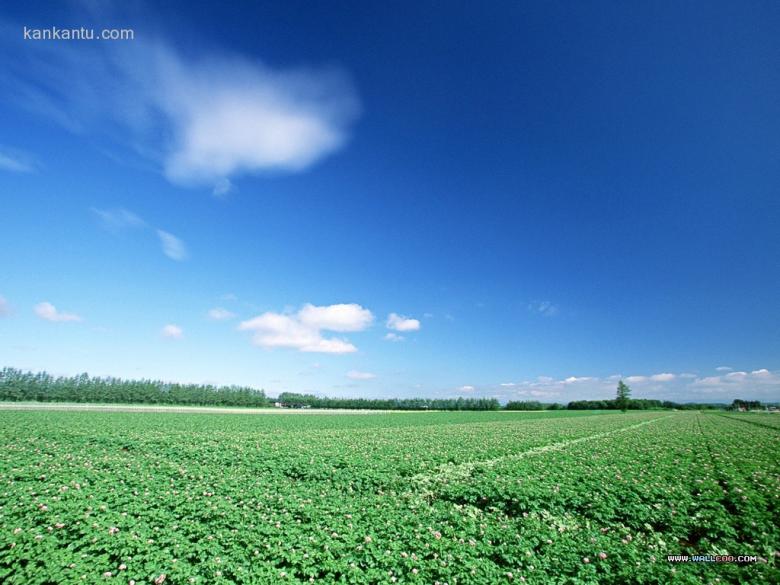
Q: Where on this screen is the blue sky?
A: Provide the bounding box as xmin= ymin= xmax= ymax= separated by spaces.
xmin=1 ymin=1 xmax=778 ymax=403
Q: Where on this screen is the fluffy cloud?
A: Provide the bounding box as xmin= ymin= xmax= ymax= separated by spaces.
xmin=624 ymin=375 xmax=648 ymax=383
xmin=161 ymin=324 xmax=183 ymax=339
xmin=1 ymin=22 xmax=359 ymax=192
xmin=690 ymin=369 xmax=780 ymax=393
xmin=299 ymin=303 xmax=373 ymax=332
xmin=563 ymin=376 xmax=594 ymax=384
xmin=347 ymin=370 xmax=376 ymax=380
xmin=207 ymin=307 xmax=236 ymax=321
xmin=386 ymin=313 xmax=420 ymax=332
xmin=34 ymin=302 xmax=81 ymax=322
xmin=238 ymin=303 xmax=372 ymax=353
xmin=650 ymin=373 xmax=676 ymax=382
xmin=157 ymin=230 xmax=188 ymax=261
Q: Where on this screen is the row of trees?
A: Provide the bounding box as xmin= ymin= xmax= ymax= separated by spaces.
xmin=0 ymin=369 xmax=752 ymax=411
xmin=566 ymin=398 xmax=726 ymax=410
xmin=0 ymin=368 xmax=270 ymax=407
xmin=276 ymin=392 xmax=500 ymax=411
xmin=0 ymin=368 xmax=501 ymax=410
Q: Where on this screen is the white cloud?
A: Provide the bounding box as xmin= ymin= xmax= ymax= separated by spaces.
xmin=650 ymin=373 xmax=676 ymax=382
xmin=384 ymin=332 xmax=405 ymax=342
xmin=715 ymin=366 xmax=733 ymax=372
xmin=499 ymin=382 xmax=516 ymax=387
xmin=625 ymin=375 xmax=648 ymax=384
xmin=563 ymin=376 xmax=594 ymax=384
xmin=161 ymin=324 xmax=183 ymax=339
xmin=457 ymin=385 xmax=475 ymax=393
xmin=751 ymin=368 xmax=772 ymax=378
xmin=34 ymin=302 xmax=81 ymax=322
xmin=91 ymin=207 xmax=146 ymax=232
xmin=1 ymin=28 xmax=359 ymax=191
xmin=0 ymin=147 xmax=37 ymax=173
xmin=157 ymin=229 xmax=188 ymax=261
xmin=299 ymin=303 xmax=373 ymax=332
xmin=347 ymin=370 xmax=376 ymax=380
xmin=238 ymin=303 xmax=372 ymax=353
xmin=528 ymin=301 xmax=559 ymax=317
xmin=0 ymin=295 xmax=10 ymax=316
xmin=207 ymin=307 xmax=236 ymax=321
xmin=386 ymin=313 xmax=420 ymax=332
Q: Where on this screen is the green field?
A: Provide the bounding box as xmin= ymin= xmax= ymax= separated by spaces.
xmin=1 ymin=410 xmax=777 ymax=584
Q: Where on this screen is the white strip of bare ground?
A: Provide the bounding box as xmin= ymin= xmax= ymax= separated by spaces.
xmin=411 ymin=414 xmax=675 ymax=496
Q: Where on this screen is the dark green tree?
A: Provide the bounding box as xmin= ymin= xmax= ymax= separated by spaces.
xmin=616 ymin=380 xmax=631 ymax=412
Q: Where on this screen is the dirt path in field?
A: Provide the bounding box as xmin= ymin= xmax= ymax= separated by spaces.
xmin=411 ymin=414 xmax=675 ymax=495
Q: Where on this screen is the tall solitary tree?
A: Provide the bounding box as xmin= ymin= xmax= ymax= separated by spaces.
xmin=616 ymin=380 xmax=631 ymax=412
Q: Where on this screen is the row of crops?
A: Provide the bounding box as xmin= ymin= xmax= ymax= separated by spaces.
xmin=0 ymin=410 xmax=777 ymax=583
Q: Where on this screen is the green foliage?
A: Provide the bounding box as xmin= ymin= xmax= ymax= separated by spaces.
xmin=0 ymin=368 xmax=500 ymax=411
xmin=730 ymin=399 xmax=764 ymax=410
xmin=504 ymin=401 xmax=564 ymax=411
xmin=0 ymin=410 xmax=776 ymax=584
xmin=616 ymin=380 xmax=631 ymax=412
xmin=0 ymin=368 xmax=269 ymax=407
xmin=276 ymin=392 xmax=500 ymax=411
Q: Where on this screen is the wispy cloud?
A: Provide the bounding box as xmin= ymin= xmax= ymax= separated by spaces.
xmin=386 ymin=313 xmax=420 ymax=332
xmin=34 ymin=301 xmax=82 ymax=322
xmin=91 ymin=207 xmax=147 ymax=233
xmin=457 ymin=385 xmax=475 ymax=393
xmin=157 ymin=229 xmax=188 ymax=261
xmin=0 ymin=295 xmax=10 ymax=317
xmin=715 ymin=366 xmax=733 ymax=372
xmin=92 ymin=208 xmax=187 ymax=261
xmin=212 ymin=178 xmax=233 ymax=197
xmin=207 ymin=307 xmax=236 ymax=321
xmin=347 ymin=370 xmax=376 ymax=380
xmin=384 ymin=332 xmax=405 ymax=342
xmin=0 ymin=146 xmax=38 ymax=173
xmin=528 ymin=300 xmax=559 ymax=317
xmin=161 ymin=324 xmax=183 ymax=339
xmin=238 ymin=303 xmax=372 ymax=353
xmin=1 ymin=17 xmax=360 ymax=192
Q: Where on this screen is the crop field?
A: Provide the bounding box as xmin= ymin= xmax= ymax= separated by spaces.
xmin=0 ymin=410 xmax=777 ymax=584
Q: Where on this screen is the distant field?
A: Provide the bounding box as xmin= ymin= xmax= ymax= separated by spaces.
xmin=0 ymin=410 xmax=777 ymax=584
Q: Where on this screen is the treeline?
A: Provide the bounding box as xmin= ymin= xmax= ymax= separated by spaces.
xmin=729 ymin=399 xmax=765 ymax=410
xmin=566 ymin=398 xmax=726 ymax=410
xmin=505 ymin=400 xmax=565 ymax=411
xmin=0 ymin=368 xmax=500 ymax=410
xmin=0 ymin=368 xmax=270 ymax=407
xmin=277 ymin=392 xmax=500 ymax=411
